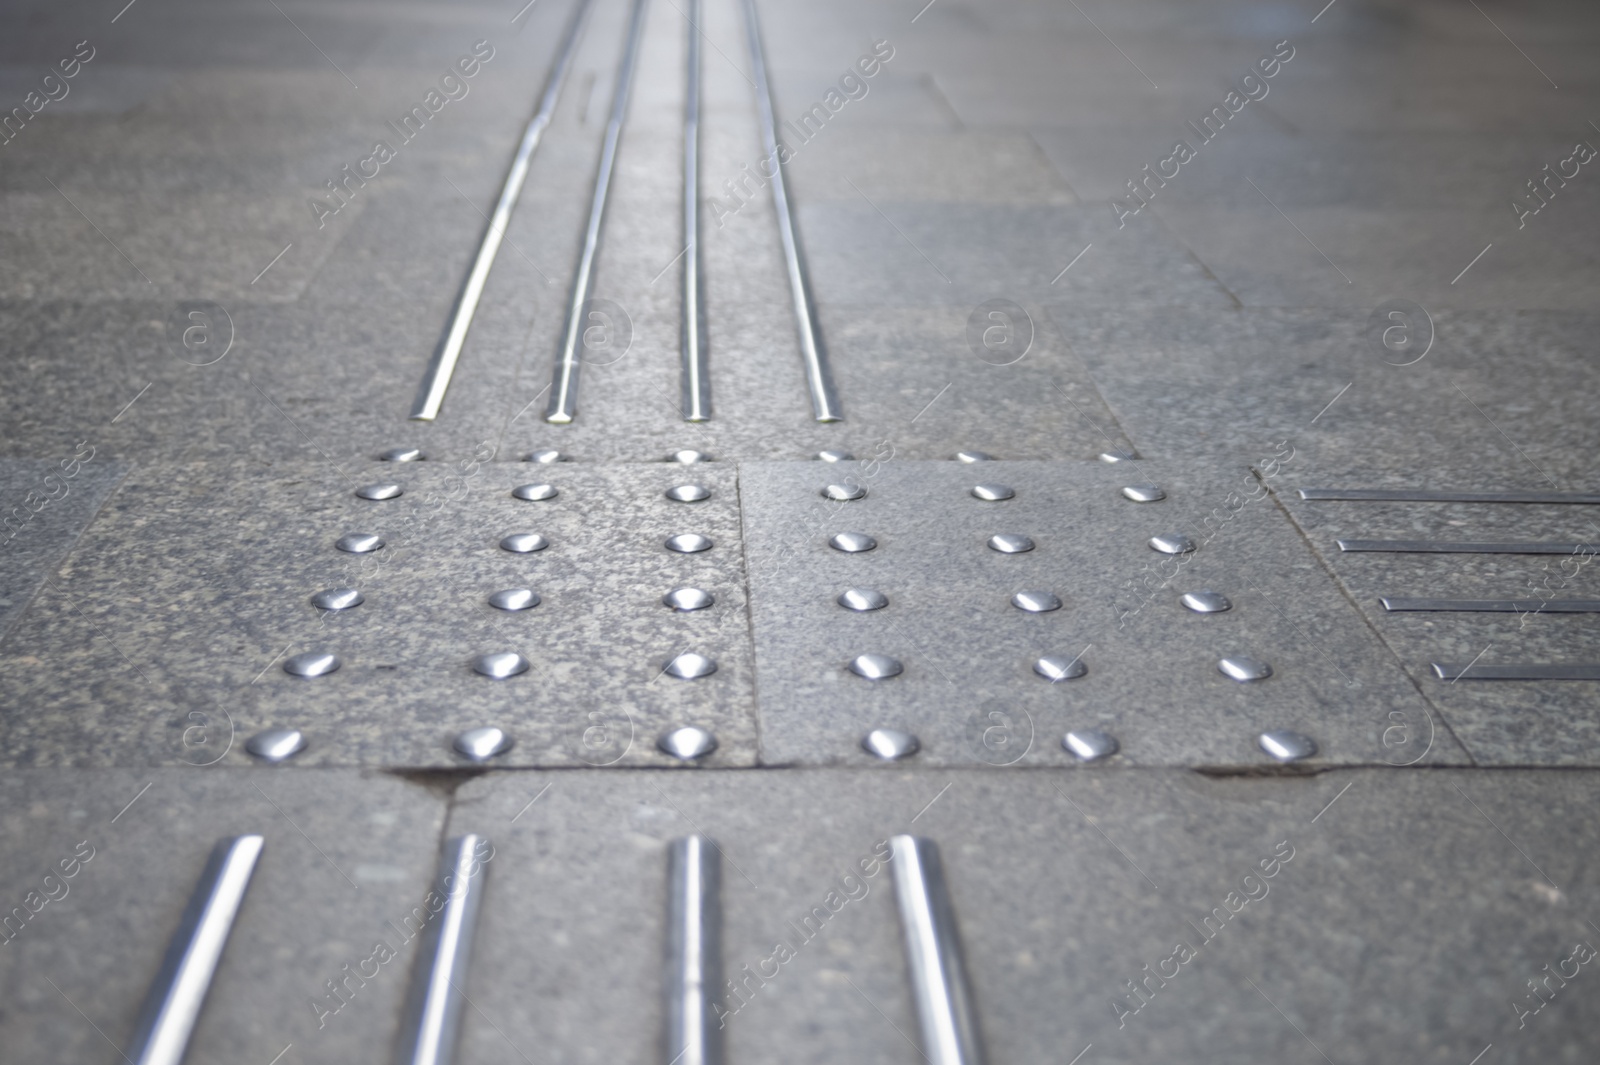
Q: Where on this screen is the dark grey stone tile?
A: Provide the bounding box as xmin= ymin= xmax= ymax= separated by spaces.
xmin=0 ymin=461 xmax=758 ymax=768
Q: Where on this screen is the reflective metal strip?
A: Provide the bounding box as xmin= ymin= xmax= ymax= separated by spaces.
xmin=741 ymin=0 xmax=842 ymax=423
xmin=665 ymin=835 xmax=722 ymax=1065
xmin=1431 ymin=663 xmax=1600 ymax=680
xmin=1338 ymin=540 xmax=1600 ymax=554
xmin=410 ymin=0 xmax=594 ymax=420
xmin=128 ymin=835 xmax=264 ymax=1065
xmin=395 ymin=835 xmax=492 ymax=1065
xmin=680 ymin=0 xmax=710 ymax=422
xmin=890 ymin=835 xmax=986 ymax=1065
xmin=1299 ymin=488 xmax=1600 ymax=503
xmin=1383 ymin=598 xmax=1600 ymax=612
xmin=546 ymin=0 xmax=650 ymax=424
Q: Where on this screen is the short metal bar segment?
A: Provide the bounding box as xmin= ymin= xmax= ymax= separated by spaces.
xmin=1383 ymin=598 xmax=1600 ymax=612
xmin=395 ymin=835 xmax=494 ymax=1065
xmin=127 ymin=834 xmax=264 ymax=1065
xmin=1338 ymin=540 xmax=1600 ymax=555
xmin=665 ymin=835 xmax=723 ymax=1065
xmin=889 ymin=835 xmax=986 ymax=1065
xmin=546 ymin=0 xmax=650 ymax=424
xmin=411 ymin=0 xmax=594 ymax=420
xmin=1299 ymin=488 xmax=1600 ymax=504
xmin=679 ymin=0 xmax=710 ymax=422
xmin=1432 ymin=663 xmax=1600 ymax=680
xmin=740 ymin=0 xmax=841 ymax=422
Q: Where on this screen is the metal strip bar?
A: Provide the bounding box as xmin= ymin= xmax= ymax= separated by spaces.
xmin=679 ymin=0 xmax=710 ymax=422
xmin=395 ymin=835 xmax=493 ymax=1065
xmin=1432 ymin=663 xmax=1600 ymax=680
xmin=740 ymin=0 xmax=842 ymax=423
xmin=1383 ymin=598 xmax=1600 ymax=612
xmin=410 ymin=0 xmax=595 ymax=420
xmin=546 ymin=0 xmax=650 ymax=424
xmin=1300 ymin=488 xmax=1600 ymax=504
xmin=889 ymin=835 xmax=986 ymax=1065
xmin=665 ymin=835 xmax=723 ymax=1065
xmin=127 ymin=834 xmax=264 ymax=1065
xmin=1338 ymin=540 xmax=1600 ymax=555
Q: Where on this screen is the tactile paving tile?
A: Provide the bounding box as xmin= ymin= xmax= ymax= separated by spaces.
xmin=0 ymin=768 xmax=446 ymax=1065
xmin=1276 ymin=471 xmax=1600 ymax=766
xmin=740 ymin=458 xmax=1464 ymax=768
xmin=0 ymin=459 xmax=756 ymax=768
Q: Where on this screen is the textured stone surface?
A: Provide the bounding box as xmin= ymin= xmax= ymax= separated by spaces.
xmin=4 ymin=0 xmax=1600 ymax=1056
xmin=1276 ymin=474 xmax=1600 ymax=766
xmin=741 ymin=459 xmax=1460 ymax=768
xmin=0 ymin=460 xmax=758 ymax=768
xmin=0 ymin=457 xmax=127 ymax=640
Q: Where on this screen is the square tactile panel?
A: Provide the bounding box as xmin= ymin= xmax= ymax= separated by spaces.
xmin=1275 ymin=471 xmax=1600 ymax=766
xmin=741 ymin=459 xmax=1463 ymax=768
xmin=0 ymin=459 xmax=756 ymax=768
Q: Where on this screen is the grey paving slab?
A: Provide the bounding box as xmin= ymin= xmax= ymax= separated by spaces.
xmin=1276 ymin=476 xmax=1600 ymax=766
xmin=740 ymin=459 xmax=1460 ymax=768
xmin=783 ymin=128 xmax=1076 ymax=205
xmin=0 ymin=456 xmax=127 ymax=640
xmin=0 ymin=461 xmax=758 ymax=768
xmin=446 ymin=766 xmax=1600 ymax=1064
xmin=0 ymin=767 xmax=448 ymax=1065
xmin=1151 ymin=202 xmax=1600 ymax=311
xmin=1031 ymin=127 xmax=1591 ymax=211
xmin=1049 ymin=306 xmax=1600 ymax=488
xmin=795 ymin=202 xmax=1237 ymax=310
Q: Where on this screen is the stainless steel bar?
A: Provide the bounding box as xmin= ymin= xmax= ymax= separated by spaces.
xmin=1383 ymin=598 xmax=1600 ymax=612
xmin=546 ymin=0 xmax=650 ymax=424
xmin=127 ymin=835 xmax=264 ymax=1065
xmin=395 ymin=835 xmax=493 ymax=1065
xmin=665 ymin=835 xmax=723 ymax=1065
xmin=679 ymin=0 xmax=710 ymax=422
xmin=1299 ymin=488 xmax=1600 ymax=504
xmin=1338 ymin=540 xmax=1600 ymax=554
xmin=889 ymin=835 xmax=986 ymax=1065
xmin=410 ymin=0 xmax=594 ymax=421
xmin=740 ymin=0 xmax=842 ymax=423
xmin=1432 ymin=663 xmax=1600 ymax=680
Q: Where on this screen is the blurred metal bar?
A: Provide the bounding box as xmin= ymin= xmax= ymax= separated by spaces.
xmin=546 ymin=0 xmax=650 ymax=424
xmin=740 ymin=0 xmax=841 ymax=423
xmin=1338 ymin=540 xmax=1599 ymax=554
xmin=665 ymin=835 xmax=723 ymax=1065
xmin=395 ymin=835 xmax=493 ymax=1065
xmin=679 ymin=0 xmax=710 ymax=422
xmin=411 ymin=0 xmax=594 ymax=420
xmin=889 ymin=835 xmax=986 ymax=1065
xmin=1432 ymin=663 xmax=1600 ymax=680
xmin=127 ymin=834 xmax=264 ymax=1065
xmin=1299 ymin=488 xmax=1600 ymax=504
xmin=1382 ymin=598 xmax=1600 ymax=612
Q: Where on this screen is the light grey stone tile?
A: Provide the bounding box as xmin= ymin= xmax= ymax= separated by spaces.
xmin=740 ymin=459 xmax=1459 ymax=767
